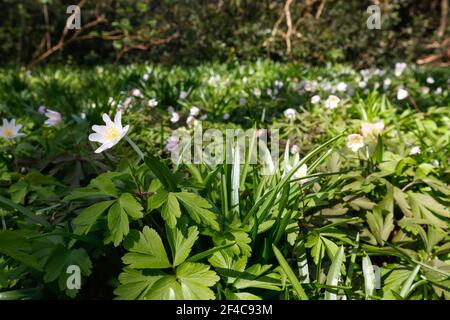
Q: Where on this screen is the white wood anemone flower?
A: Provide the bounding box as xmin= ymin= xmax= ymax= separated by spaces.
xmin=0 ymin=119 xmax=24 ymax=139
xmin=324 ymin=95 xmax=341 ymax=109
xmin=347 ymin=134 xmax=365 ymax=152
xmin=397 ymin=88 xmax=409 ymax=100
xmin=283 ymin=108 xmax=297 ymax=120
xmin=88 ymin=112 xmax=129 ymax=153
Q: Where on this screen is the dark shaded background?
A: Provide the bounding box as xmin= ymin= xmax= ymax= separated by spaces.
xmin=0 ymin=0 xmax=448 ymax=68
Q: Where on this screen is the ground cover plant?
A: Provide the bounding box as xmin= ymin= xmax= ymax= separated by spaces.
xmin=0 ymin=61 xmax=449 ymax=300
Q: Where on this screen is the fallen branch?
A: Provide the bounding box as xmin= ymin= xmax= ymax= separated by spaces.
xmin=27 ymin=0 xmax=106 ymax=69
xmin=416 ymin=47 xmax=450 ymax=65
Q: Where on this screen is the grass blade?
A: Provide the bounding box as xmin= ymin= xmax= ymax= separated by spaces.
xmin=272 ymin=244 xmax=308 ymax=300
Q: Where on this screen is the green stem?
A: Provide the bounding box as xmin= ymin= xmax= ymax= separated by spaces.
xmin=124 ymin=135 xmax=144 ymax=161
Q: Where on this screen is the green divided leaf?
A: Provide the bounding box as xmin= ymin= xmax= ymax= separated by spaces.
xmin=43 ymin=245 xmax=92 ymax=293
xmin=108 ymin=201 xmax=130 ymax=246
xmin=106 ymin=193 xmax=144 ymax=246
xmin=114 ymin=268 xmax=165 ymax=300
xmin=162 ymin=193 xmax=181 ymax=228
xmin=119 ymin=193 xmax=144 ymax=220
xmin=115 ymin=262 xmax=219 ymax=300
xmin=73 ymin=200 xmax=115 ymax=235
xmin=176 ymin=262 xmax=220 ymax=300
xmin=168 ymin=226 xmax=199 ymax=267
xmin=122 ymin=226 xmax=172 ymax=269
xmin=175 ymin=192 xmax=219 ymax=231
xmin=366 ymin=205 xmax=394 ymax=245
xmin=90 ymin=173 xmax=119 ymax=197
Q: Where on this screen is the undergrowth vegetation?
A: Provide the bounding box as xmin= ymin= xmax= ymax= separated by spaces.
xmin=0 ymin=61 xmax=449 ymax=300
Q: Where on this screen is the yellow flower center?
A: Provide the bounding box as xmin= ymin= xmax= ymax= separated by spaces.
xmin=351 ymin=136 xmax=362 ymax=144
xmin=105 ymin=127 xmax=120 ymax=140
xmin=3 ymin=128 xmax=14 ymax=138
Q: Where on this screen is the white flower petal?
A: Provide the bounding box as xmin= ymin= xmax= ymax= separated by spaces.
xmin=91 ymin=125 xmax=105 ymax=133
xmin=102 ymin=113 xmax=114 ymax=126
xmin=88 ymin=133 xmax=103 ymax=142
xmin=114 ymin=111 xmax=122 ymax=128
xmin=95 ymin=142 xmax=114 ymax=153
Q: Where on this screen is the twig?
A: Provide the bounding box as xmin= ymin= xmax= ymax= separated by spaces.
xmin=284 ymin=0 xmax=294 ymax=54
xmin=438 ymin=0 xmax=448 ymax=38
xmin=315 ymin=0 xmax=327 ymax=19
xmin=401 ymin=181 xmax=418 ymax=192
xmin=408 ymin=97 xmax=422 ymax=113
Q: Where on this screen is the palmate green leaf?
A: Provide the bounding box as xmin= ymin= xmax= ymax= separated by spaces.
xmin=422 ymin=259 xmax=450 ymax=299
xmin=65 ymin=172 xmax=122 ymax=200
xmin=420 ymin=176 xmax=450 ymax=196
xmin=213 ymin=229 xmax=252 ymax=257
xmin=122 ymin=226 xmax=171 ymax=269
xmin=107 ymin=201 xmax=129 ymax=246
xmin=114 ymin=268 xmax=165 ymax=300
xmin=209 ymin=251 xmax=248 ymax=284
xmin=408 ymin=192 xmax=450 ymax=219
xmin=147 ymin=181 xmax=168 ymax=211
xmin=393 ymin=187 xmax=413 ymax=217
xmin=306 ymin=233 xmax=325 ymax=265
xmin=168 ymin=226 xmax=199 ymax=267
xmin=90 ymin=173 xmax=119 ymax=197
xmin=115 ymin=262 xmax=219 ymax=300
xmin=175 ymin=192 xmax=220 ymax=231
xmin=272 ymin=244 xmax=308 ymax=300
xmin=73 ymin=193 xmax=142 ymax=242
xmin=106 ymin=193 xmax=144 ymax=246
xmin=73 ymin=200 xmax=115 ymax=235
xmin=162 ymin=193 xmax=181 ymax=228
xmin=324 ymin=246 xmax=345 ymax=300
xmin=145 ymin=275 xmax=183 ymax=299
xmin=119 ymin=193 xmax=144 ymax=219
xmin=408 ymin=192 xmax=448 ymax=229
xmin=43 ymin=245 xmax=92 ymax=293
xmin=366 ymin=205 xmax=394 ymax=246
xmin=305 ymin=232 xmax=340 ymax=265
xmin=380 ymin=267 xmax=412 ymax=299
xmin=177 ymin=262 xmax=220 ymax=300
xmin=427 ymin=226 xmax=447 ymax=250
